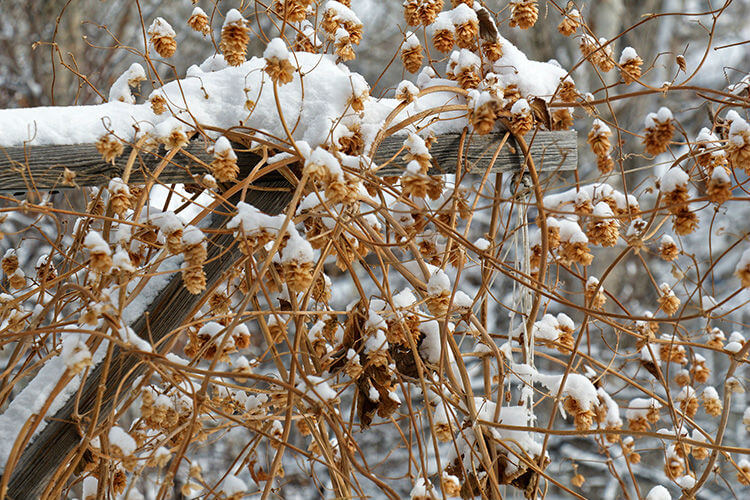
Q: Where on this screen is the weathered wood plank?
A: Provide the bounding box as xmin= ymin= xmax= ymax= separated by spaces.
xmin=6 ymin=182 xmax=295 ymax=499
xmin=374 ymin=130 xmax=577 ymax=176
xmin=0 ymin=130 xmax=576 ymax=191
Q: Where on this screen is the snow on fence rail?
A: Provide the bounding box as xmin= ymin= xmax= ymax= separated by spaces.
xmin=0 ymin=130 xmax=576 ymax=192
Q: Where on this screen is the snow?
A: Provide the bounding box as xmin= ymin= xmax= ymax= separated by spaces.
xmin=533 ymin=314 xmax=559 ymax=341
xmin=596 ymin=388 xmax=622 ymax=427
xmin=619 ymin=46 xmax=639 ymax=64
xmin=181 ymin=225 xmax=205 ymax=246
xmin=245 ymin=393 xmax=268 ymax=412
xmin=725 ymin=330 xmax=745 ymax=353
xmin=558 ymin=219 xmax=588 ymax=244
xmin=112 ymin=247 xmax=135 ymax=273
xmin=450 ymin=3 xmax=478 ymax=25
xmin=82 ymin=476 xmax=98 ymax=498
xmin=264 ymin=38 xmax=291 ymax=61
xmin=148 ymin=17 xmax=175 ymax=38
xmin=626 ymin=397 xmax=661 ymax=420
xmin=591 ymin=119 xmax=611 ymax=136
xmin=403 ymin=31 xmax=420 ymax=50
xmin=84 ymin=231 xmax=111 ymax=254
xmin=224 ymin=8 xmax=245 ymax=27
xmin=450 ymin=49 xmax=480 ymax=71
xmin=534 ymin=371 xmax=598 ymax=411
xmin=410 ymin=477 xmax=434 ymax=499
xmin=593 ymin=201 xmax=615 ymax=218
xmin=419 ymin=320 xmax=441 ymax=363
xmin=702 ymin=386 xmax=719 ymax=400
xmin=431 ymin=11 xmax=454 ymax=32
xmin=325 ymin=1 xmax=361 ymax=25
xmin=453 ymin=291 xmax=473 ymax=308
xmin=281 ymin=235 xmax=314 ymax=263
xmin=222 ymin=475 xmax=246 ymax=496
xmin=661 ymin=168 xmax=689 ymax=193
xmin=511 ymin=99 xmax=530 ymax=115
xmin=109 ymin=426 xmax=136 ymax=455
xmin=396 ymin=80 xmax=419 ymax=100
xmin=404 ymin=133 xmax=430 ymax=157
xmin=109 ymin=63 xmax=146 ymax=104
xmin=298 ymin=375 xmax=337 ymax=403
xmin=675 ymin=386 xmax=695 ymax=402
xmin=427 ymin=269 xmax=450 ymax=295
xmin=393 ymin=288 xmax=417 ymax=308
xmin=212 ymin=135 xmax=235 ymax=158
xmin=646 ymin=485 xmax=672 ymax=500
xmin=645 ymin=106 xmax=673 ymax=128
xmin=474 ymin=237 xmax=490 ymax=251
xmin=60 ymin=334 xmax=92 ymax=371
xmin=228 ymin=201 xmax=287 ymax=234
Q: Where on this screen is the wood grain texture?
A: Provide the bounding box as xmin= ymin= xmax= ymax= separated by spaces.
xmin=6 ymin=183 xmax=294 ymax=499
xmin=0 ymin=130 xmax=576 ymax=191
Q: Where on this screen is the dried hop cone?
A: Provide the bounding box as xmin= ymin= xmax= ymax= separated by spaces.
xmin=727 ymin=116 xmax=750 ymax=174
xmin=558 ymin=78 xmax=578 ymax=103
xmin=510 ymin=99 xmax=534 ymax=136
xmin=1 ymin=250 xmax=18 ymax=276
xmin=453 ymin=6 xmax=479 ymax=49
xmin=148 ymin=17 xmax=177 ymax=58
xmin=482 ymin=40 xmax=503 ymax=63
xmin=657 ymin=283 xmax=680 ymax=316
xmin=401 ymin=32 xmax=423 ymax=73
xmin=404 ymin=0 xmax=442 ymax=26
xmin=264 ymin=38 xmax=295 ymax=84
xmin=509 ymin=1 xmax=539 ymax=30
xmin=707 ymin=166 xmax=732 ymax=205
xmin=96 ymin=133 xmax=124 ymax=164
xmin=108 ymin=177 xmax=132 ymax=216
xmin=659 ymin=235 xmax=679 ymax=261
xmin=210 ymin=136 xmax=239 ymax=182
xmin=181 ymin=225 xmax=207 ymax=294
xmin=150 ymin=94 xmax=167 ymax=115
xmin=282 ymin=237 xmax=315 ymax=293
xmin=588 ymin=119 xmax=612 ymax=157
xmin=431 ymin=13 xmax=455 ymax=53
xmin=558 ymin=8 xmax=581 ymax=36
xmin=84 ymin=231 xmax=113 ymax=274
xmin=188 ymin=7 xmax=210 ymax=35
xmin=274 ymin=0 xmax=310 ymax=24
xmin=469 ymin=92 xmax=502 ymax=135
xmin=643 ymin=107 xmax=675 ymax=155
xmin=220 ymin=9 xmax=250 ymax=67
xmin=619 ymin=47 xmax=643 ymax=84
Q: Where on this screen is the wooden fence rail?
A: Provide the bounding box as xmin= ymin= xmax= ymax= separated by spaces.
xmin=0 ymin=130 xmax=576 ymax=191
